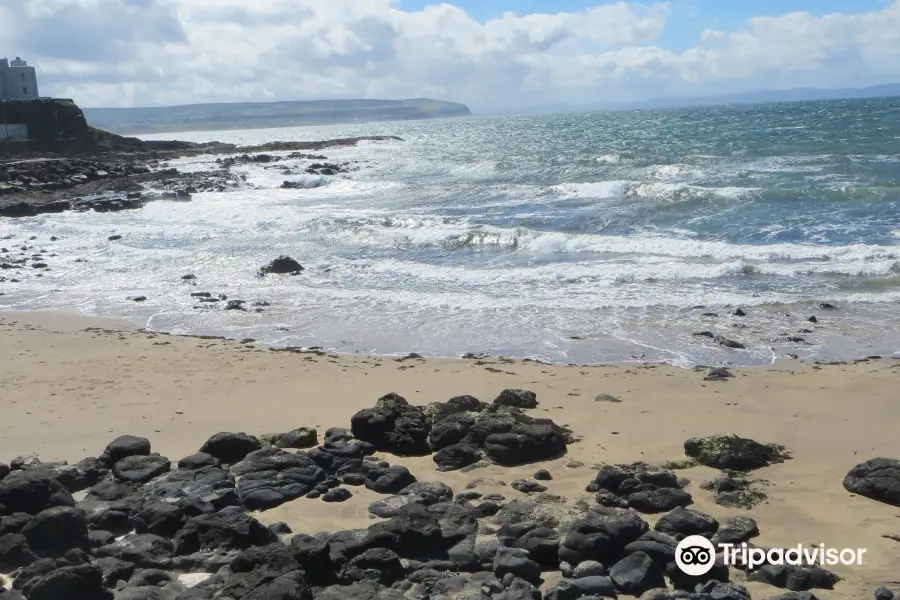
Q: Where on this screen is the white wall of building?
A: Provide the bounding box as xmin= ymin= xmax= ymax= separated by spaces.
xmin=0 ymin=57 xmax=40 ymax=101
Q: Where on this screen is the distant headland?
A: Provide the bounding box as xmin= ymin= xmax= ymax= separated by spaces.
xmin=82 ymin=98 xmax=472 ymax=135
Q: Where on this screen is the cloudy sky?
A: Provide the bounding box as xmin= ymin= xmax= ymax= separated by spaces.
xmin=2 ymin=0 xmax=899 ymax=111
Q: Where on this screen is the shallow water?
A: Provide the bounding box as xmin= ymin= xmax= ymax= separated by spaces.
xmin=3 ymin=98 xmax=900 ymax=366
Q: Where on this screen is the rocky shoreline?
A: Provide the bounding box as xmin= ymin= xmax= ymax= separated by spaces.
xmin=0 ymin=135 xmax=401 ymax=218
xmin=0 ymin=386 xmax=896 ymax=600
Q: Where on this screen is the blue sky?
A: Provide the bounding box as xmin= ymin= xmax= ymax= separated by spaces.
xmin=399 ymin=0 xmax=887 ymax=50
xmin=3 ymin=0 xmax=900 ymax=109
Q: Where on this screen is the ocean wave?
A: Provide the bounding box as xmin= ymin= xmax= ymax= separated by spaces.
xmin=552 ymin=180 xmax=759 ymax=202
xmin=295 ymin=214 xmax=900 ymax=265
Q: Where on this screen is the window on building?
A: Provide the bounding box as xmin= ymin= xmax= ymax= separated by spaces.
xmin=21 ymin=73 xmax=25 ymax=81
xmin=23 ymin=87 xmax=28 ymax=95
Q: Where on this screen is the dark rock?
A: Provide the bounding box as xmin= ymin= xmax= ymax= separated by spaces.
xmin=623 ymin=530 xmax=678 ymax=565
xmin=143 ymin=465 xmax=237 ymax=511
xmin=665 ymin=556 xmax=729 ymax=591
xmin=88 ymin=530 xmax=115 ymax=548
xmin=350 ymin=400 xmax=430 ymax=456
xmin=513 ymin=526 xmax=560 ymax=567
xmin=446 ymin=395 xmax=484 ymax=412
xmin=702 ymin=471 xmax=769 ymax=509
xmin=511 ymin=480 xmax=547 ymax=494
xmin=0 ymin=512 xmax=33 ymax=536
xmin=21 ymin=506 xmax=89 ymax=558
xmin=684 ymin=434 xmax=788 ymax=471
xmin=94 ymin=534 xmax=174 ymax=568
xmin=91 ymin=556 xmax=136 ymax=588
xmin=0 ymin=469 xmax=75 ymax=514
xmin=874 ymin=587 xmax=895 ymax=600
xmin=433 ymin=444 xmax=481 ymax=471
xmin=268 ymin=522 xmax=292 ymax=536
xmin=112 ymin=455 xmax=171 ymax=484
xmin=493 ymin=389 xmax=538 ymax=410
xmin=591 ymin=463 xmax=691 ymax=513
xmin=557 ymin=511 xmax=649 ymax=566
xmin=764 ymin=593 xmax=820 ymax=600
xmin=533 ymin=469 xmax=552 ymax=481
xmin=258 ymin=256 xmax=304 ymax=276
xmin=695 ymin=581 xmax=752 ymax=599
xmin=545 ymin=577 xmax=616 ymax=600
xmin=842 ymin=458 xmax=900 ymax=506
xmin=653 ymin=507 xmax=718 ymax=540
xmin=323 ymin=488 xmax=352 ymax=503
xmin=366 ymin=466 xmax=416 ymax=494
xmin=342 ymin=548 xmax=404 ymax=585
xmin=177 ymin=453 xmax=220 ymax=470
xmin=483 ymin=426 xmax=567 ymax=466
xmin=808 ymin=316 xmax=818 ymax=323
xmin=732 ymin=308 xmax=747 ymax=317
xmin=27 ymin=564 xmax=112 ymax=600
xmin=287 ymin=535 xmax=332 ymax=584
xmin=0 ymin=533 xmax=37 ymax=569
xmin=492 ymin=547 xmax=542 ymax=586
xmin=264 ymin=428 xmax=318 ymax=449
xmin=127 ymin=568 xmax=173 ymax=587
xmin=713 ymin=516 xmax=759 ymax=545
xmin=132 ymin=502 xmax=191 ymax=539
xmin=368 ymin=482 xmax=453 ymax=518
xmin=609 ymin=550 xmax=665 ymax=596
xmin=315 ymin=581 xmax=405 ymax=600
xmin=626 ymin=487 xmax=693 ymax=513
xmin=200 ymin=432 xmax=262 ymax=465
xmin=748 ymin=563 xmax=840 ymax=591
xmin=174 ymin=506 xmax=276 ymax=555
xmin=108 ymin=235 xmax=122 ymax=241
xmin=705 ymin=367 xmax=734 ymax=381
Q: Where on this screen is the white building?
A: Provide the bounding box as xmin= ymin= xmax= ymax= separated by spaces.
xmin=0 ymin=57 xmax=40 ymax=101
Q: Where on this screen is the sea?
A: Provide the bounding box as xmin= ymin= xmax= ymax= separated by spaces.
xmin=3 ymin=97 xmax=900 ymax=367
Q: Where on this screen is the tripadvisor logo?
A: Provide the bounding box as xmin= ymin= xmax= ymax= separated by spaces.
xmin=674 ymin=535 xmax=867 ymax=576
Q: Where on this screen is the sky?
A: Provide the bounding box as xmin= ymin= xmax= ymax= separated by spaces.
xmin=1 ymin=0 xmax=899 ymax=112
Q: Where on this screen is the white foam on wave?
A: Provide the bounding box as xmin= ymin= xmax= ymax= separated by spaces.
xmin=551 ymin=180 xmax=759 ymax=202
xmin=595 ymin=153 xmax=621 ymax=165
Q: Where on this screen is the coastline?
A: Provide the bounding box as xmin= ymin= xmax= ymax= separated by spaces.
xmin=2 ymin=308 xmax=900 ymax=598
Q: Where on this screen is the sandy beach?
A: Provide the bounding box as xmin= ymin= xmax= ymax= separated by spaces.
xmin=1 ymin=309 xmax=898 ymax=599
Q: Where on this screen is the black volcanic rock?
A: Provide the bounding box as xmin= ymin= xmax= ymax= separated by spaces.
xmin=843 ymin=458 xmax=900 ymax=506
xmin=258 ymin=256 xmax=304 ymax=276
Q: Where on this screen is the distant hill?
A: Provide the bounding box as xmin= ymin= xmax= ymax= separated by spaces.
xmin=482 ymin=83 xmax=900 ymax=115
xmin=82 ymin=98 xmax=472 ymax=134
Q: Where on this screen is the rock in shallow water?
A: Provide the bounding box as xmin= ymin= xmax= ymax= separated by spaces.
xmin=258 ymin=256 xmax=304 ymax=276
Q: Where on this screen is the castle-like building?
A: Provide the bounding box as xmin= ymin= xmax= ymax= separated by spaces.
xmin=0 ymin=57 xmax=40 ymax=101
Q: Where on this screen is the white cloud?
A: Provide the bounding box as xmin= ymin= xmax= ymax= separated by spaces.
xmin=701 ymin=28 xmax=724 ymax=42
xmin=1 ymin=0 xmax=899 ymax=111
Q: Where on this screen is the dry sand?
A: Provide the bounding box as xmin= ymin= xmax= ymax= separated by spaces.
xmin=2 ymin=309 xmax=899 ymax=599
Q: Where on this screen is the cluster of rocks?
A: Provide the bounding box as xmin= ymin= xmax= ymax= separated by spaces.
xmin=0 ymin=238 xmax=57 ymax=283
xmin=0 ymin=389 xmax=895 ymax=600
xmin=0 ymin=158 xmax=151 ymax=196
xmin=187 ymin=291 xmax=271 ymax=313
xmin=0 ymin=167 xmax=244 ymax=218
xmin=279 ymin=163 xmax=352 ymax=188
xmin=685 ymin=305 xmax=844 ymax=359
xmin=216 ymin=152 xmax=330 ymax=169
xmin=0 ymin=135 xmax=400 ymax=220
